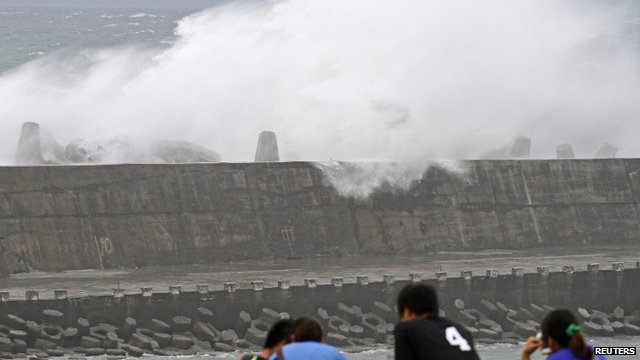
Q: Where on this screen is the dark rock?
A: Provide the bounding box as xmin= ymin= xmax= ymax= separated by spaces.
xmin=478 ymin=329 xmax=499 ymax=340
xmin=102 ymin=332 xmax=118 ymax=349
xmin=171 ymin=316 xmax=192 ymax=333
xmin=337 ymin=324 xmax=349 ymax=337
xmin=512 ymin=322 xmax=536 ymax=338
xmin=372 ymin=302 xmax=394 ymax=323
xmin=385 ymin=323 xmax=395 ymax=334
xmin=259 ymin=309 xmax=280 ymax=327
xmin=612 ymin=307 xmax=625 ymax=322
xmin=106 ymin=349 xmax=126 ymax=356
xmin=478 ymin=319 xmax=503 ymax=338
xmin=92 ymin=324 xmax=116 ymax=336
xmin=250 ymin=320 xmax=269 ymax=333
xmin=213 ymin=342 xmax=234 ymax=352
xmin=349 ymin=326 xmax=364 ymax=339
xmin=457 ymin=310 xmax=478 ymax=327
xmin=476 ymin=337 xmax=498 ymax=344
xmin=361 ymin=313 xmax=385 ymax=337
xmin=195 ymin=307 xmax=213 ymax=323
xmin=152 ymin=333 xmax=171 ymax=348
xmin=125 ymin=345 xmax=144 ymax=357
xmin=118 ymin=317 xmax=136 ymax=340
xmin=26 ymin=321 xmax=42 ymax=343
xmin=129 ymin=333 xmax=156 ymax=351
xmin=76 ymin=319 xmax=90 ymax=337
xmin=316 ymin=308 xmax=330 ymax=326
xmin=192 ymin=323 xmax=216 ymax=342
xmin=627 ymin=315 xmax=640 ymax=327
xmin=33 ymin=339 xmax=56 ymax=351
xmin=374 ymin=325 xmax=387 ymax=344
xmin=496 ymin=302 xmax=509 ymax=318
xmin=12 ymin=339 xmax=27 ymax=354
xmin=236 ymin=339 xmax=252 ymax=349
xmin=465 ymin=326 xmax=479 ymax=337
xmin=351 ymin=306 xmax=364 ymax=323
xmin=7 ymin=331 xmax=27 ymax=340
xmin=624 ymin=323 xmax=640 ymax=335
xmin=84 ymin=348 xmax=105 ymax=356
xmin=170 ymin=335 xmax=193 ymax=350
xmin=611 ymin=321 xmax=625 ymax=334
xmin=582 ymin=322 xmax=603 ymax=336
xmin=0 ymin=338 xmax=13 ymax=353
xmin=205 ymin=324 xmax=221 ymax=339
xmin=244 ymin=327 xmax=266 ymax=346
xmin=327 ymin=316 xmax=350 ymax=333
xmin=466 ymin=309 xmax=484 ymax=321
xmin=601 ymin=325 xmax=615 ymax=337
xmin=479 ymin=299 xmax=497 ymax=317
xmin=149 ymin=320 xmax=171 ymax=334
xmin=6 ymin=316 xmax=26 ymax=332
xmin=529 ymin=304 xmax=546 ymax=319
xmin=88 ymin=330 xmax=105 ymax=341
xmin=337 ymin=303 xmax=358 ymax=325
xmin=40 ymin=326 xmax=62 ymax=344
xmin=61 ymin=328 xmax=78 ymax=348
xmin=326 ymin=333 xmax=348 ymax=347
xmin=525 ymin=320 xmax=540 ymax=330
xmin=515 ymin=308 xmax=535 ymax=322
xmin=220 ymin=330 xmax=237 ymax=345
xmin=136 ymin=328 xmax=154 ymax=338
xmin=194 ymin=339 xmax=212 ymax=351
xmin=151 ymin=349 xmax=170 ymax=356
xmin=236 ymin=311 xmax=251 ymax=339
xmin=34 ymin=351 xmax=49 ymax=359
xmin=590 ymin=313 xmax=610 ymax=326
xmin=79 ymin=336 xmax=101 ymax=349
xmin=41 ymin=310 xmax=63 ymax=326
xmin=45 ymin=349 xmax=64 ymax=357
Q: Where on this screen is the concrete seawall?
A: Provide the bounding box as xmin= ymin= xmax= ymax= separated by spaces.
xmin=1 ymin=159 xmax=640 ymax=272
xmin=0 ymin=263 xmax=638 ymax=356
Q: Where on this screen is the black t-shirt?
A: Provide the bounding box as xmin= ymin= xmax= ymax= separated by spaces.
xmin=394 ymin=315 xmax=481 ymax=360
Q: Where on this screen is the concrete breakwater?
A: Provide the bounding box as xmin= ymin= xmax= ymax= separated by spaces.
xmin=2 ymin=159 xmax=640 ymax=273
xmin=0 ymin=262 xmax=638 ymax=357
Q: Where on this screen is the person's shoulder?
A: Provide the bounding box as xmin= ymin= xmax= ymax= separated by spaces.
xmin=547 ymin=348 xmax=577 ymax=360
xmin=285 ymin=342 xmax=346 ymax=359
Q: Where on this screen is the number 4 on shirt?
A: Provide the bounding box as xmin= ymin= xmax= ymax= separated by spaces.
xmin=445 ymin=327 xmax=471 ymax=351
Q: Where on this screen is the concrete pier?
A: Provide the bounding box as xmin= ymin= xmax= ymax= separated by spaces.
xmin=14 ymin=122 xmax=43 ymax=164
xmin=254 ymin=131 xmax=280 ymax=161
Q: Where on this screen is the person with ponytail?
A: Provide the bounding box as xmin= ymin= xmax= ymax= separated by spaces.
xmin=521 ymin=309 xmax=606 ymax=360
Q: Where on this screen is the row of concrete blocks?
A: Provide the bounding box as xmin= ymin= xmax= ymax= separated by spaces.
xmin=2 ymin=261 xmax=635 ymax=302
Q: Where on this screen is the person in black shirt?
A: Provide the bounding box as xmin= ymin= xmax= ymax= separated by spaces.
xmin=394 ymin=283 xmax=480 ymax=360
xmin=237 ymin=319 xmax=294 ymax=360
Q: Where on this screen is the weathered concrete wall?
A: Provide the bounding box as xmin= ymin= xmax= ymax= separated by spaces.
xmin=0 ymin=263 xmax=638 ymax=352
xmin=1 ymin=159 xmax=640 ymax=272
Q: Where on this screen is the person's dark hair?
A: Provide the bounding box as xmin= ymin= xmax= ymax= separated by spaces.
xmin=292 ymin=317 xmax=323 ymax=342
xmin=264 ymin=319 xmax=294 ymax=349
xmin=541 ymin=309 xmax=592 ymax=360
xmin=397 ymin=283 xmax=439 ymax=317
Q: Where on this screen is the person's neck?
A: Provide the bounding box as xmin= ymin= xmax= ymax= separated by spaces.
xmin=259 ymin=349 xmax=272 ymax=359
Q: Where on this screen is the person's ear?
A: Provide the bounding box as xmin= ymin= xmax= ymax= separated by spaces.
xmin=401 ymin=308 xmax=416 ymax=321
